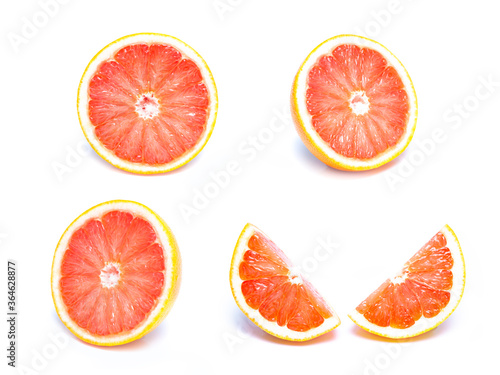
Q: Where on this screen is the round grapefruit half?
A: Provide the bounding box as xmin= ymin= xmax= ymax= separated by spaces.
xmin=349 ymin=225 xmax=465 ymax=338
xmin=230 ymin=224 xmax=340 ymax=341
xmin=291 ymin=35 xmax=417 ymax=171
xmin=77 ymin=33 xmax=218 ymax=174
xmin=51 ymin=200 xmax=181 ymax=346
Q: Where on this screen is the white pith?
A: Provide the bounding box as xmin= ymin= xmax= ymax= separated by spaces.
xmin=230 ymin=224 xmax=341 ymax=341
xmin=135 ymin=92 xmax=160 ymax=120
xmin=100 ymin=262 xmax=121 ymax=288
xmin=77 ymin=33 xmax=218 ymax=173
xmin=349 ymin=90 xmax=370 ymax=115
xmin=51 ymin=201 xmax=178 ymax=345
xmin=294 ymin=35 xmax=418 ymax=169
xmin=390 ymin=275 xmax=406 ymax=285
xmin=348 ymin=225 xmax=466 ymax=339
xmin=289 ymin=272 xmax=303 ymax=285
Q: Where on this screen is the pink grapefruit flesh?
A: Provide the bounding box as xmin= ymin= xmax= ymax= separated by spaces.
xmin=306 ymin=44 xmax=410 ymax=160
xmin=59 ymin=210 xmax=166 ymax=336
xmin=356 ymin=231 xmax=452 ymax=329
xmin=349 ymin=225 xmax=465 ymax=338
xmin=291 ymin=35 xmax=417 ymax=171
xmin=88 ymin=44 xmax=209 ymax=165
xmin=52 ymin=200 xmax=181 ymax=346
xmin=240 ymin=232 xmax=334 ymax=332
xmin=230 ymin=224 xmax=340 ymax=341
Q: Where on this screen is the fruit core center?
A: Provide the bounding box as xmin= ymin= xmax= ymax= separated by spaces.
xmin=288 ymin=268 xmax=303 ymax=285
xmin=135 ymin=92 xmax=160 ymax=119
xmin=349 ymin=91 xmax=370 ymax=115
xmin=100 ymin=262 xmax=121 ymax=288
xmin=391 ymin=271 xmax=408 ymax=284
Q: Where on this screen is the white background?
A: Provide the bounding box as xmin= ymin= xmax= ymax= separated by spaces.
xmin=1 ymin=0 xmax=499 ymax=374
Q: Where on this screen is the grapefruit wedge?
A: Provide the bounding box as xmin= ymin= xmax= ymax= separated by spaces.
xmin=291 ymin=35 xmax=417 ymax=171
xmin=349 ymin=225 xmax=465 ymax=339
xmin=230 ymin=224 xmax=340 ymax=341
xmin=77 ymin=33 xmax=218 ymax=174
xmin=51 ymin=200 xmax=181 ymax=346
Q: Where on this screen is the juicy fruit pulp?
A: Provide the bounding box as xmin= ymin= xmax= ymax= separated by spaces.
xmin=59 ymin=210 xmax=166 ymax=336
xmin=88 ymin=42 xmax=210 ymax=165
xmin=239 ymin=231 xmax=335 ymax=332
xmin=306 ymin=44 xmax=410 ymax=160
xmin=356 ymin=231 xmax=453 ymax=329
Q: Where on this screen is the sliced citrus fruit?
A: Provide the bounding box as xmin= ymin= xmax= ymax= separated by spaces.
xmin=230 ymin=224 xmax=340 ymax=341
xmin=349 ymin=225 xmax=465 ymax=338
xmin=291 ymin=34 xmax=417 ymax=171
xmin=77 ymin=33 xmax=218 ymax=174
xmin=51 ymin=200 xmax=181 ymax=346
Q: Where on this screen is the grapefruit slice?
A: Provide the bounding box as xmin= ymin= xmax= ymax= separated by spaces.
xmin=77 ymin=33 xmax=218 ymax=174
xmin=51 ymin=200 xmax=181 ymax=346
xmin=291 ymin=35 xmax=417 ymax=171
xmin=230 ymin=224 xmax=340 ymax=341
xmin=349 ymin=225 xmax=465 ymax=338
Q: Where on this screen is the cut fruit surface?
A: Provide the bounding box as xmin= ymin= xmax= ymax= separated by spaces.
xmin=349 ymin=225 xmax=465 ymax=338
xmin=230 ymin=224 xmax=340 ymax=341
xmin=77 ymin=33 xmax=218 ymax=174
xmin=51 ymin=200 xmax=181 ymax=346
xmin=291 ymin=34 xmax=417 ymax=171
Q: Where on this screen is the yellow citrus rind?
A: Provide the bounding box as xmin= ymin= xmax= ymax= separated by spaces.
xmin=230 ymin=223 xmax=340 ymax=341
xmin=51 ymin=200 xmax=181 ymax=346
xmin=348 ymin=225 xmax=465 ymax=339
xmin=291 ymin=34 xmax=418 ymax=171
xmin=77 ymin=33 xmax=218 ymax=174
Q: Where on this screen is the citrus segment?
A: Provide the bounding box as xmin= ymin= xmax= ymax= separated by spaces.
xmin=78 ymin=33 xmax=218 ymax=174
xmin=292 ymin=35 xmax=417 ymax=170
xmin=51 ymin=200 xmax=181 ymax=346
xmin=349 ymin=225 xmax=465 ymax=338
xmin=230 ymin=224 xmax=340 ymax=341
